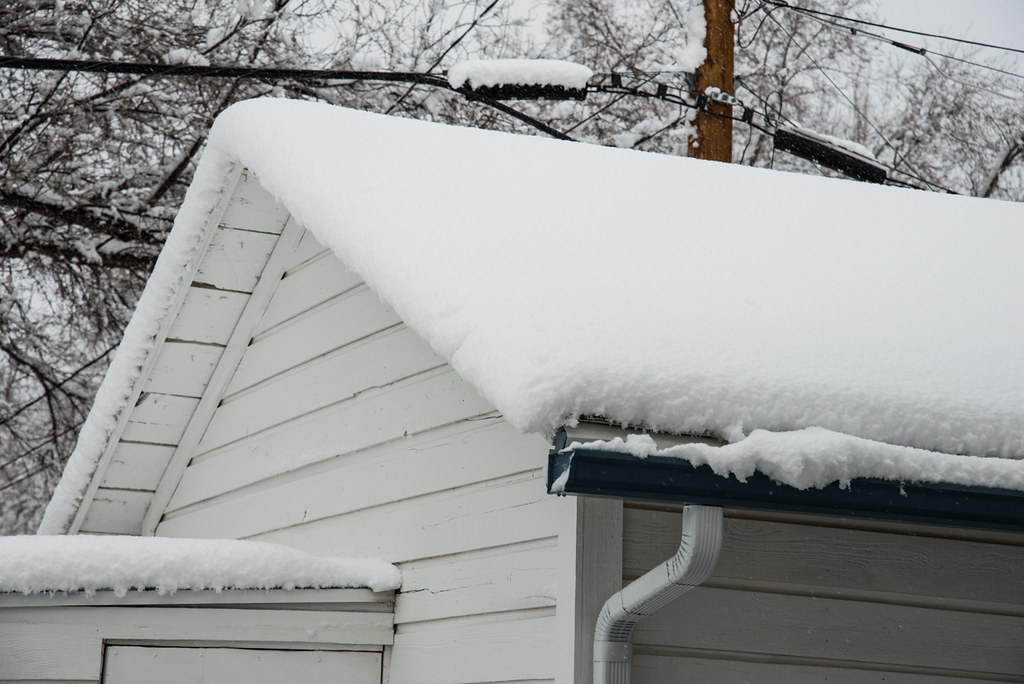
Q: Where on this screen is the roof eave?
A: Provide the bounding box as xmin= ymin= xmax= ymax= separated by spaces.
xmin=547 ymin=431 xmax=1024 ymax=533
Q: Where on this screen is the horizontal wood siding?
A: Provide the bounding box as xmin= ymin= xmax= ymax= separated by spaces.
xmin=153 ymin=238 xmax=564 ymax=683
xmin=83 ymin=169 xmax=292 ymax=535
xmin=622 ymin=504 xmax=1024 ymax=682
xmin=0 ymin=601 xmax=390 ymax=682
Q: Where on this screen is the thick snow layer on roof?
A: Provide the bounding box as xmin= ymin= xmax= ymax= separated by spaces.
xmin=40 ymin=99 xmax=1024 ymax=529
xmin=0 ymin=535 xmax=400 ymax=596
xmin=447 ymin=59 xmax=593 ymax=90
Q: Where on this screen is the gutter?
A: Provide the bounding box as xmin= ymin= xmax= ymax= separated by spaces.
xmin=593 ymin=504 xmax=723 ymax=684
xmin=548 ymin=430 xmax=1024 ymax=533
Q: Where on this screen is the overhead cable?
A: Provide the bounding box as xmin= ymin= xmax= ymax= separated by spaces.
xmin=0 ymin=56 xmax=573 ymax=141
xmin=760 ymin=1 xmax=1024 ymax=84
xmin=760 ymin=0 xmax=1024 ymax=57
xmin=760 ymin=11 xmax=958 ymax=194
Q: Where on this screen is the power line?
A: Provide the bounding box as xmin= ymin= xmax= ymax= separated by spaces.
xmin=760 ymin=11 xmax=958 ymax=194
xmin=760 ymin=1 xmax=1024 ymax=85
xmin=0 ymin=56 xmax=450 ymax=86
xmin=760 ymin=0 xmax=1024 ymax=57
xmin=385 ymin=0 xmax=500 ymax=115
xmin=0 ymin=56 xmax=573 ymax=141
xmin=591 ymin=72 xmax=944 ymax=191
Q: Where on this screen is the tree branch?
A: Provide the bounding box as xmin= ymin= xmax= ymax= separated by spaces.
xmin=0 ymin=188 xmax=162 ymax=246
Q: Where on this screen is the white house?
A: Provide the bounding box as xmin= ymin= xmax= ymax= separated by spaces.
xmin=3 ymin=98 xmax=1023 ymax=683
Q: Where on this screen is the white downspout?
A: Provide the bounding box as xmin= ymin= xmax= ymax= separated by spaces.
xmin=593 ymin=504 xmax=724 ymax=684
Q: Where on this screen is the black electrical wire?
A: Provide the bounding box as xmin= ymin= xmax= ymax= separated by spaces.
xmin=759 ymin=2 xmax=1024 ymax=85
xmin=592 ymin=74 xmax=945 ymax=191
xmin=0 ymin=56 xmax=573 ymax=141
xmin=567 ymin=73 xmax=659 ymax=134
xmin=760 ymin=0 xmax=1024 ymax=57
xmin=0 ymin=56 xmax=451 ymax=86
xmin=760 ymin=11 xmax=959 ymax=195
xmin=385 ymin=0 xmax=500 ymax=115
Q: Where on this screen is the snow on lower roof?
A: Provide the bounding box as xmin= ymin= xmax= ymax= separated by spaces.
xmin=0 ymin=535 xmax=401 ymax=596
xmin=447 ymin=59 xmax=593 ymax=90
xmin=39 ymin=99 xmax=1024 ymax=532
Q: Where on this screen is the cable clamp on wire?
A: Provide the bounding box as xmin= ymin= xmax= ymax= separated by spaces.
xmin=704 ymin=87 xmax=743 ymax=108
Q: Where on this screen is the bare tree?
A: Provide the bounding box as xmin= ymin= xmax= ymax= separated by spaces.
xmin=0 ymin=0 xmax=527 ymax=533
xmin=3 ymin=0 xmax=1021 ymax=533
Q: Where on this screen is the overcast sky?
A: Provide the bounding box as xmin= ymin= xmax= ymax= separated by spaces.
xmin=871 ymin=0 xmax=1024 ymax=69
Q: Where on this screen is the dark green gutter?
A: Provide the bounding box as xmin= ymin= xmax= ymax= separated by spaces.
xmin=547 ymin=431 xmax=1024 ymax=533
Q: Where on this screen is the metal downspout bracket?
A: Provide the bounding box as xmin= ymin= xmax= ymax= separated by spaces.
xmin=593 ymin=504 xmax=724 ymax=684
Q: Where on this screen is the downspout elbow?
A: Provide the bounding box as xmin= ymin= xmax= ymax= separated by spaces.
xmin=593 ymin=504 xmax=723 ymax=684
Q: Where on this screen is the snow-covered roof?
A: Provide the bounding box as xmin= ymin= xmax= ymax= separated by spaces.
xmin=0 ymin=535 xmax=400 ymax=595
xmin=40 ymin=99 xmax=1024 ymax=531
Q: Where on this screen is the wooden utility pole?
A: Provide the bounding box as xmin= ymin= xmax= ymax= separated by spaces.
xmin=689 ymin=0 xmax=734 ymax=162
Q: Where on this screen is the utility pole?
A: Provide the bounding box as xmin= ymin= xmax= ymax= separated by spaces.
xmin=690 ymin=0 xmax=734 ymax=162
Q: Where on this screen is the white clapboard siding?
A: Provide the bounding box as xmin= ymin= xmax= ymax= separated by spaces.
xmin=78 ymin=488 xmax=152 ymax=534
xmin=183 ymin=470 xmax=557 ymax=561
xmin=624 ymin=507 xmax=1024 ymax=609
xmin=166 ymin=288 xmax=249 ymax=345
xmin=120 ymin=394 xmax=199 ymax=445
xmin=633 ymin=586 xmax=1024 ymax=678
xmin=255 ymin=250 xmax=363 ymax=334
xmin=166 ymin=370 xmax=494 ymax=511
xmin=396 ymin=539 xmax=559 ymax=624
xmin=0 ymin=601 xmax=390 ymax=682
xmin=100 ymin=442 xmax=176 ymax=491
xmin=281 ymin=228 xmax=330 ymax=273
xmin=143 ymin=230 xmax=569 ymax=684
xmin=0 ymin=623 xmax=102 ymax=681
xmin=199 ymin=326 xmax=442 ymax=452
xmin=389 ymin=611 xmax=557 ymax=684
xmin=143 ymin=342 xmax=223 ymax=398
xmin=196 ymin=328 xmax=444 ymax=453
xmin=193 ymin=227 xmax=281 ymax=292
xmin=631 ymin=655 xmax=1008 ymax=684
xmin=74 ymin=168 xmax=302 ymax=535
xmin=216 ymin=169 xmax=290 ymax=235
xmin=103 ymin=646 xmax=382 ymax=684
xmin=623 ymin=504 xmax=1024 ymax=680
xmin=161 ymin=420 xmax=543 ymax=538
xmin=228 ymin=286 xmax=401 ymax=394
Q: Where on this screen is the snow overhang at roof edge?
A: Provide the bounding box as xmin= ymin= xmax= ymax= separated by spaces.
xmin=40 ymin=98 xmax=1024 ymax=532
xmin=547 ymin=431 xmax=1024 ymax=532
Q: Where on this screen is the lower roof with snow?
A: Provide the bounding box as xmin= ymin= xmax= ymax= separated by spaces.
xmin=41 ymin=99 xmax=1024 ymax=532
xmin=0 ymin=536 xmax=400 ymax=596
